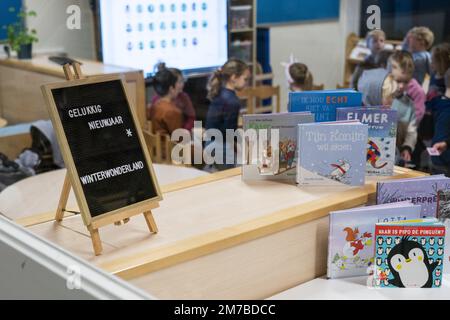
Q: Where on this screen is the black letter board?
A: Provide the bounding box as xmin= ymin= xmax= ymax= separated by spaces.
xmin=41 ymin=75 xmax=162 ymax=226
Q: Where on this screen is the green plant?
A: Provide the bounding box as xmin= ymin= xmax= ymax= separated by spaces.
xmin=4 ymin=6 xmax=38 ymax=52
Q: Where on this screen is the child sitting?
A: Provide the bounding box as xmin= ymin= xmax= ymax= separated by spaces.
xmin=365 ymin=29 xmax=386 ymax=65
xmin=148 ymin=68 xmax=183 ymax=135
xmin=403 ymin=26 xmax=434 ymax=84
xmin=149 ymin=64 xmax=196 ymax=131
xmin=428 ymin=43 xmax=450 ymax=100
xmin=351 ymin=49 xmax=394 ymax=90
xmin=288 ymin=63 xmax=313 ymax=92
xmin=427 ymin=69 xmax=450 ymax=176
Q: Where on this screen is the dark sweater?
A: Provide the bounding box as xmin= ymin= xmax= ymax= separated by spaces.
xmin=426 ymin=95 xmax=450 ymax=166
xmin=205 ymin=88 xmax=241 ymax=136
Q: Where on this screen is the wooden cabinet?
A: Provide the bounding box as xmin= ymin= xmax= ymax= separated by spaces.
xmin=0 ymin=55 xmax=146 ymax=128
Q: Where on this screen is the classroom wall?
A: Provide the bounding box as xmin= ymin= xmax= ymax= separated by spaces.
xmin=24 ymin=0 xmax=95 ymax=59
xmin=24 ymin=0 xmax=361 ymax=109
xmin=269 ymin=0 xmax=361 ymax=110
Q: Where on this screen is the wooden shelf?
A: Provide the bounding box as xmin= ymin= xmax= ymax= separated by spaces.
xmin=229 ymin=0 xmax=257 ymax=86
xmin=230 ymin=28 xmax=253 ymax=34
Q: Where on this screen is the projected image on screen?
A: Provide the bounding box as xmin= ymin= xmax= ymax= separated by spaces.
xmin=99 ymin=1 xmax=228 ymax=77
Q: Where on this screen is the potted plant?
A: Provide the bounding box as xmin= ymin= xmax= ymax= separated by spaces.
xmin=4 ymin=7 xmax=38 ymax=59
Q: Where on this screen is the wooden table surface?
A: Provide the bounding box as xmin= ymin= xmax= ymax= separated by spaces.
xmin=4 ymin=165 xmax=427 ymax=299
xmin=0 ymin=164 xmax=209 ymax=221
xmin=18 ymin=167 xmax=425 ymax=275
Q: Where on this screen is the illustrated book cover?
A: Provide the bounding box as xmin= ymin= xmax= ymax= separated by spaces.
xmin=328 ymin=202 xmax=422 ymax=279
xmin=288 ymin=89 xmax=362 ymax=122
xmin=376 ymin=175 xmax=450 ymax=218
xmin=336 ymin=107 xmax=397 ymax=176
xmin=373 ymin=219 xmax=445 ymax=288
xmin=242 ymin=112 xmax=314 ymax=181
xmin=297 ymin=121 xmax=368 ymax=186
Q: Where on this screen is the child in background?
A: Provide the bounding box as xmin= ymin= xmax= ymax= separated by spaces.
xmin=389 ymin=50 xmax=426 ymax=124
xmin=365 ymin=29 xmax=386 ymax=65
xmin=427 ymin=69 xmax=450 ymax=176
xmin=351 ymin=49 xmax=394 ymax=90
xmin=428 ymin=43 xmax=450 ymax=100
xmin=205 ymin=58 xmax=250 ymax=169
xmin=148 ymin=64 xmax=196 ymax=131
xmin=403 ymin=26 xmax=434 ymax=84
xmin=358 ymin=55 xmax=417 ymax=166
xmin=288 ymin=63 xmax=313 ymax=92
xmin=148 ymin=68 xmax=183 ymax=135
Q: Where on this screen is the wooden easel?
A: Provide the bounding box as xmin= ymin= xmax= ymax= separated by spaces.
xmin=54 ymin=63 xmax=159 ymax=256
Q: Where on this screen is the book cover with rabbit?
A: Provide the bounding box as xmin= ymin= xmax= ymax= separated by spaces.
xmin=297 ymin=121 xmax=368 ymax=186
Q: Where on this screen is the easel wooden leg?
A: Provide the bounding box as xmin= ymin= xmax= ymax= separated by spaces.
xmin=143 ymin=210 xmax=158 ymax=233
xmin=88 ymin=225 xmax=103 ymax=256
xmin=55 ymin=173 xmax=71 ymax=221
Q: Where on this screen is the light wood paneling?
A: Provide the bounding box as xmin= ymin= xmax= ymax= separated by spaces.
xmin=129 ymin=217 xmax=329 ymax=300
xmin=0 ymin=56 xmax=145 ymax=126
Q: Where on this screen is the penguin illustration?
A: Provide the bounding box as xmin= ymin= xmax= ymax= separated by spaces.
xmin=436 ymin=269 xmax=441 ymax=277
xmin=428 ymin=248 xmax=435 ymax=256
xmin=387 ymin=237 xmax=438 ymax=288
xmin=438 ymin=248 xmax=444 ymax=256
xmin=429 ymin=258 xmax=434 ymax=264
xmin=411 ymin=237 xmax=417 ymax=242
xmin=376 ymin=258 xmax=382 ymax=266
xmin=377 ymin=247 xmax=383 ymax=255
xmin=386 ymin=237 xmax=392 ymax=245
xmin=437 ymin=258 xmax=442 ymax=266
xmin=377 ymin=237 xmax=384 ymax=245
xmin=420 ymin=238 xmax=426 ymax=246
xmin=386 ymin=247 xmax=392 ymax=255
xmin=438 ymin=238 xmax=444 ymax=246
xmin=430 ymin=238 xmax=435 ymax=245
xmin=435 ymin=279 xmax=441 ymax=287
xmin=395 ymin=237 xmax=401 ymax=245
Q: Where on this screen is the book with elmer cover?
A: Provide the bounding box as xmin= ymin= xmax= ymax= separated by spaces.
xmin=336 ymin=107 xmax=397 ymax=176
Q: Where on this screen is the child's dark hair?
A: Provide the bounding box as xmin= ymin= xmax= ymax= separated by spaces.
xmin=207 ymin=58 xmax=248 ymax=100
xmin=431 ymin=43 xmax=450 ymax=76
xmin=289 ymin=63 xmax=313 ymax=90
xmin=445 ymin=68 xmax=450 ymax=89
xmin=150 ymin=63 xmax=177 ymax=96
xmin=374 ymin=49 xmax=394 ymax=69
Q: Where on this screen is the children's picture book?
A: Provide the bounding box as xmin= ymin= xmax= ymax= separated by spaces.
xmin=297 ymin=121 xmax=368 ymax=186
xmin=376 ymin=175 xmax=450 ymax=218
xmin=327 ymin=202 xmax=422 ymax=279
xmin=373 ymin=219 xmax=445 ymax=288
xmin=437 ymin=190 xmax=450 ymax=274
xmin=242 ymin=112 xmax=314 ymax=181
xmin=336 ymin=107 xmax=397 ymax=176
xmin=288 ymin=89 xmax=362 ymax=122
